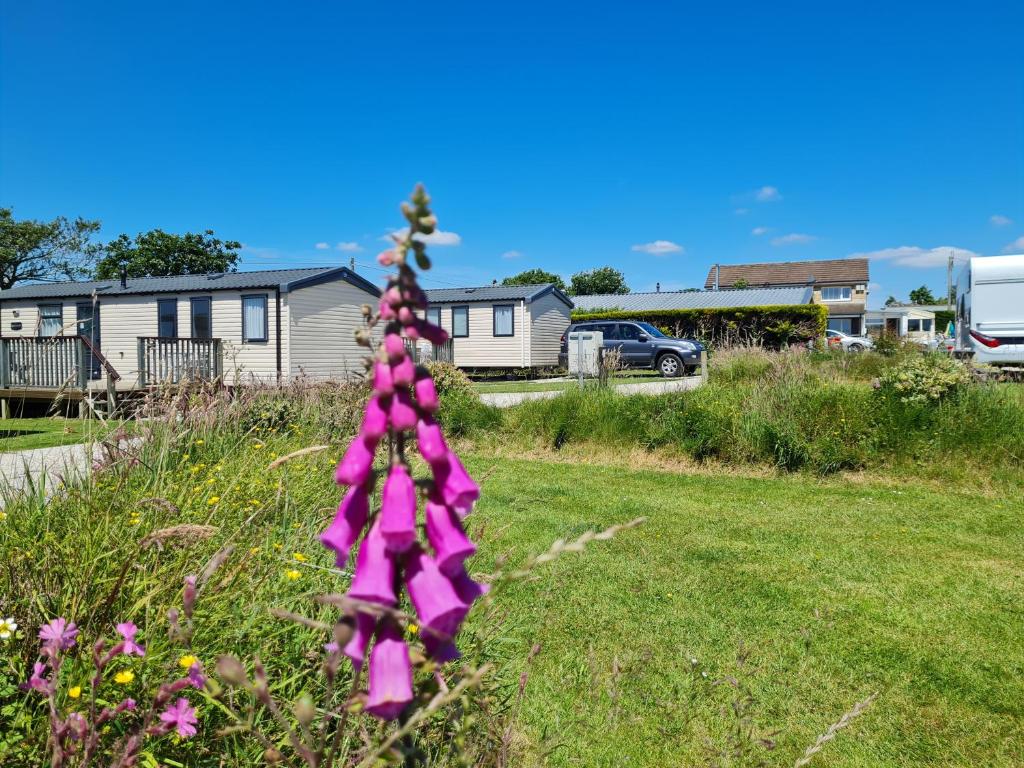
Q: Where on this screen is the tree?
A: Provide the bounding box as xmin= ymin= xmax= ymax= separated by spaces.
xmin=568 ymin=266 xmax=629 ymax=296
xmin=908 ymin=285 xmax=937 ymax=305
xmin=732 ymin=278 xmax=750 ymax=289
xmin=501 ymin=268 xmax=566 ymax=292
xmin=0 ymin=207 xmax=101 ymax=289
xmin=884 ymin=295 xmax=900 ymax=307
xmin=95 ymin=229 xmax=241 ymax=279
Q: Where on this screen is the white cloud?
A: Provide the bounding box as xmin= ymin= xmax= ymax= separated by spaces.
xmin=336 ymin=241 xmax=363 ymax=252
xmin=771 ymin=233 xmax=816 ymax=246
xmin=847 ymin=245 xmax=979 ymax=268
xmin=990 ymin=214 xmax=1013 ymax=227
xmin=734 ymin=208 xmax=750 ymax=216
xmin=751 ymin=226 xmax=770 ymax=236
xmin=755 ymin=185 xmax=781 ymax=202
xmin=631 ymin=240 xmax=684 ymax=256
xmin=1002 ymin=236 xmax=1024 ymax=254
xmin=501 ymin=250 xmax=523 ymax=260
xmin=382 ymin=228 xmax=462 ymax=246
xmin=314 ymin=242 xmax=330 ymax=250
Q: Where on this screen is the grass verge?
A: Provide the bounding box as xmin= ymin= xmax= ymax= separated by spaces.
xmin=0 ymin=417 xmax=115 ymax=452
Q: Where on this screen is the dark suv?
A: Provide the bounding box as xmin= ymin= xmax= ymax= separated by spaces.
xmin=559 ymin=320 xmax=704 ymax=377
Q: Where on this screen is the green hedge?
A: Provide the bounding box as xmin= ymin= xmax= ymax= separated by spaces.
xmin=935 ymin=309 xmax=954 ymax=332
xmin=570 ymin=304 xmax=828 ymax=348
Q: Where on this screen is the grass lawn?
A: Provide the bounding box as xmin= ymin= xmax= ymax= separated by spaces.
xmin=465 ymin=454 xmax=1024 ymax=767
xmin=0 ymin=417 xmax=113 ymax=451
xmin=472 ymin=371 xmax=665 ymax=394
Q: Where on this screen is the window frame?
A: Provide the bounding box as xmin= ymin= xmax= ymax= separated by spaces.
xmin=821 ymin=286 xmax=853 ymax=302
xmin=190 ymin=296 xmax=213 ymax=339
xmin=38 ymin=303 xmax=63 ymax=337
xmin=492 ymin=304 xmax=515 ymax=337
xmin=241 ymin=293 xmax=269 ymax=343
xmin=157 ymin=298 xmax=178 ymax=338
xmin=426 ymin=306 xmax=441 ymax=327
xmin=451 ymin=306 xmax=469 ymax=338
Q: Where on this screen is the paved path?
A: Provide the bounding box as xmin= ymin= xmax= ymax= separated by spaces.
xmin=0 ymin=438 xmax=138 ymax=503
xmin=478 ymin=375 xmax=703 ymax=408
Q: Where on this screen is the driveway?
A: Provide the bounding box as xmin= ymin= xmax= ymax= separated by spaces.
xmin=478 ymin=376 xmax=703 ymax=408
xmin=0 ymin=437 xmax=137 ymax=503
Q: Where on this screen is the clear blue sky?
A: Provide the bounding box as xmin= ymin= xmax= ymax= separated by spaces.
xmin=2 ymin=1 xmax=1022 ymax=306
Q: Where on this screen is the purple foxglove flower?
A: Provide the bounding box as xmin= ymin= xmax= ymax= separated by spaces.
xmin=159 ymin=698 xmax=198 ymax=738
xmin=404 ymin=323 xmax=421 ymax=340
xmin=66 ymin=712 xmax=87 ymax=740
xmin=347 ymin=523 xmax=397 ymax=606
xmin=425 ymin=498 xmax=477 ymax=577
xmin=450 ymin=567 xmax=490 ymax=605
xmin=335 ymin=435 xmax=378 ymax=487
xmin=343 ymin=612 xmax=376 ymax=670
xmin=361 ymin=396 xmax=389 ymax=441
xmin=27 ymin=661 xmax=48 ymax=692
xmin=183 ymin=576 xmax=197 ymax=620
xmin=415 ymin=319 xmax=449 ymax=346
xmin=377 ymin=250 xmax=395 ymax=267
xmin=432 ymin=451 xmax=480 ymax=516
xmin=391 ymin=355 xmax=415 ymax=387
xmin=389 ymin=389 xmax=418 ymax=432
xmin=414 ymin=375 xmax=439 ymax=413
xmin=383 ymin=286 xmax=403 ymax=307
xmin=405 ymin=546 xmax=468 ymax=640
xmin=364 ymin=622 xmax=413 ymax=720
xmin=379 ymin=465 xmax=417 ymax=553
xmin=115 ymin=622 xmax=145 ymax=657
xmin=378 ymin=300 xmax=397 ymax=320
xmin=39 ymin=618 xmax=78 ymax=650
xmin=398 ymin=306 xmax=415 ymax=325
xmin=416 ymin=418 xmax=448 ymax=465
xmin=373 ymin=361 xmax=394 ymax=396
xmin=421 ymin=633 xmax=461 ymax=664
xmin=320 ymin=485 xmax=370 ymax=567
xmin=383 ymin=333 xmax=405 ymax=362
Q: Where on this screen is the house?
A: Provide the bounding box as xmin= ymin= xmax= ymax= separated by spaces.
xmin=865 ymin=306 xmax=937 ymax=341
xmin=422 ymin=284 xmax=573 ymax=369
xmin=0 ymin=267 xmax=381 ymax=408
xmin=703 ymin=258 xmax=869 ymax=335
xmin=572 ymin=286 xmax=813 ymax=312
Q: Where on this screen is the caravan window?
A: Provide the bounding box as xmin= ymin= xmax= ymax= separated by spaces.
xmin=452 ymin=306 xmax=469 ymax=338
xmin=38 ymin=304 xmax=63 ymax=337
xmin=190 ymin=297 xmax=212 ymax=339
xmin=157 ymin=299 xmax=178 ymax=337
xmin=493 ymin=305 xmax=514 ymax=337
xmin=242 ymin=295 xmax=268 ymax=342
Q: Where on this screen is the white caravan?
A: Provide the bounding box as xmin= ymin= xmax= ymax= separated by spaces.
xmin=955 ymin=254 xmax=1024 ymax=364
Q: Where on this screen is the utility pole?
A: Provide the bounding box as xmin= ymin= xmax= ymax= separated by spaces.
xmin=946 ymin=250 xmax=953 ymax=311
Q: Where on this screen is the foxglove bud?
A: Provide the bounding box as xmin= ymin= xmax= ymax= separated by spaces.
xmin=378 ymin=300 xmax=397 ymax=321
xmin=414 ymin=374 xmax=439 ymax=413
xmin=383 ymin=334 xmax=405 ymax=362
xmin=373 ymin=361 xmax=394 ymax=396
xmin=377 ymin=250 xmax=395 ymax=266
xmin=389 ymin=389 xmax=418 ymax=431
xmin=391 ymin=355 xmax=415 ymax=387
xmin=416 ymin=319 xmax=449 ymax=346
xmin=383 ymin=287 xmax=403 ymax=308
xmin=397 ymin=306 xmax=415 ymax=325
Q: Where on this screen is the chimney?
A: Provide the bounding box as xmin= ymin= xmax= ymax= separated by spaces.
xmin=656 ymin=282 xmax=661 ymax=293
xmin=120 ymin=266 xmax=128 ymax=289
xmin=713 ymin=264 xmax=720 ymax=291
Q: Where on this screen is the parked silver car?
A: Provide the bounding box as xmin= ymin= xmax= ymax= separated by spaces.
xmin=825 ymin=329 xmax=874 ymax=352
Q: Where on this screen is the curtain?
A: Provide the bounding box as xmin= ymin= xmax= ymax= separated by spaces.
xmin=243 ymin=296 xmax=267 ymax=341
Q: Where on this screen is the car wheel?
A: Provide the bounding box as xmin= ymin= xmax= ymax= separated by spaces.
xmin=657 ymin=353 xmax=682 ymax=377
xmin=847 ymin=342 xmax=864 ymax=352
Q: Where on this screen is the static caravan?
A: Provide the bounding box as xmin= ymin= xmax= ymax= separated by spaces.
xmin=0 ymin=267 xmax=381 ymax=408
xmin=865 ymin=306 xmax=936 ymax=342
xmin=422 ymin=284 xmax=573 ymax=369
xmin=955 ymin=254 xmax=1024 ymax=365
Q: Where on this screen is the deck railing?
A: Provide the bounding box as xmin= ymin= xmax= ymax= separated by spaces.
xmin=137 ymin=337 xmax=224 ymax=386
xmin=403 ymin=338 xmax=454 ymax=365
xmin=0 ymin=336 xmax=89 ymax=390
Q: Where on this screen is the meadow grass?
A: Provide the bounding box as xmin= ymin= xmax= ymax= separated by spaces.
xmin=0 ymin=417 xmax=116 ymax=452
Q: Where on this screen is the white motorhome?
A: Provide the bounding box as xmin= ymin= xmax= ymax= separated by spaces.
xmin=955 ymin=254 xmax=1024 ymax=364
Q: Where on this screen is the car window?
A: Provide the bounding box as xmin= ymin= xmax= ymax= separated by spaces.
xmin=618 ymin=323 xmax=641 ymax=341
xmin=636 ymin=322 xmax=666 ymax=338
xmin=592 ymin=323 xmax=618 ymax=340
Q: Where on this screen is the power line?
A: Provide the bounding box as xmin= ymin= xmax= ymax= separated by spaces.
xmin=350 ymin=260 xmax=472 ymax=289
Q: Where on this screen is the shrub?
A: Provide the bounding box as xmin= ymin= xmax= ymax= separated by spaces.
xmin=876 ymin=354 xmax=973 ymax=405
xmin=425 ymin=361 xmax=475 ymax=398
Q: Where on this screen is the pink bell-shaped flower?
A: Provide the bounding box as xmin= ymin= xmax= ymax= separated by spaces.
xmin=343 ymin=612 xmax=376 ymax=670
xmin=364 ymin=622 xmax=413 ymax=720
xmin=347 ymin=523 xmax=397 ymax=606
xmin=389 ymin=389 xmax=418 ymax=432
xmin=414 ymin=374 xmax=439 ymax=413
xmin=425 ymin=497 xmax=477 ymax=577
xmin=391 ymin=355 xmax=415 ymax=387
xmin=320 ymin=485 xmax=370 ymax=567
xmin=383 ymin=333 xmax=405 ymax=362
xmin=405 ymin=546 xmax=469 ymax=640
xmin=372 ymin=361 xmax=394 ymax=396
xmin=450 ymin=566 xmax=489 ymax=605
xmin=379 ymin=465 xmax=417 ymax=553
xmin=335 ymin=435 xmax=378 ymax=487
xmin=416 ymin=418 xmax=448 ymax=465
xmin=431 ymin=451 xmax=480 ymax=515
xmin=361 ymin=396 xmax=389 ymax=441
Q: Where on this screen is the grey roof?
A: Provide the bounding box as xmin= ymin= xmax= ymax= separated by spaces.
xmin=0 ymin=266 xmax=381 ymax=301
xmin=572 ymin=286 xmax=814 ymax=312
xmin=425 ymin=283 xmax=573 ymax=308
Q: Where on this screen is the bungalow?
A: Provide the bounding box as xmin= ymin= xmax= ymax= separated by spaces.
xmin=422 ymin=284 xmax=573 ymax=369
xmin=865 ymin=306 xmax=937 ymax=341
xmin=704 ymin=258 xmax=869 ymax=335
xmin=0 ymin=266 xmax=381 ymax=409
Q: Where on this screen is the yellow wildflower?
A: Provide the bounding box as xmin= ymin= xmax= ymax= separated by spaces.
xmin=407 ymin=624 xmax=419 ymax=635
xmin=253 ymin=443 xmax=265 ymax=450
xmin=207 ymin=496 xmax=220 ymax=505
xmin=285 ymin=569 xmax=301 ymax=581
xmin=178 ymin=655 xmax=199 ymax=669
xmin=68 ymin=686 xmax=82 ymax=699
xmin=292 ymin=553 xmax=307 ymax=562
xmin=194 ymin=439 xmax=204 ymax=445
xmin=273 ymin=543 xmax=283 ymax=551
xmin=114 ymin=670 xmax=135 ymax=685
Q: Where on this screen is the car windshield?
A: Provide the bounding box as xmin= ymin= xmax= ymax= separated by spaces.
xmin=636 ymin=322 xmax=666 ymax=338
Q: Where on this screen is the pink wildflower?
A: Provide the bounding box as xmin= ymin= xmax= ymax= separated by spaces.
xmin=116 ymin=622 xmax=146 ymax=657
xmin=343 ymin=612 xmax=376 ymax=670
xmin=379 ymin=465 xmax=417 ymax=553
xmin=431 ymin=451 xmax=480 ymax=515
xmin=39 ymin=618 xmax=78 ymax=650
xmin=383 ymin=333 xmax=405 ymax=361
xmin=159 ymin=697 xmax=198 ymax=738
xmin=320 ymin=485 xmax=370 ymax=566
xmin=335 ymin=435 xmax=377 ymax=486
xmin=187 ymin=662 xmax=206 ymax=690
xmin=372 ymin=360 xmax=395 ymax=396
xmin=361 ymin=396 xmax=390 ymax=440
xmin=389 ymin=389 xmax=418 ymax=431
xmin=416 ymin=418 xmax=448 ymax=465
xmin=347 ymin=523 xmax=397 ymax=606
xmin=364 ymin=623 xmax=413 ymax=720
xmin=425 ymin=497 xmax=477 ymax=576
xmin=404 ymin=546 xmax=468 ymax=639
xmin=391 ymin=354 xmax=415 ymax=387
xmin=414 ymin=374 xmax=439 ymax=413
xmin=27 ymin=661 xmax=48 ymax=692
